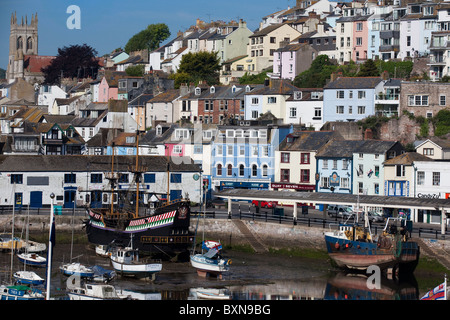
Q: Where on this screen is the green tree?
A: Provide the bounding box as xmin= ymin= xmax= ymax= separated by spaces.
xmin=177 ymin=51 xmax=221 ymax=85
xmin=293 ymin=55 xmax=337 ymax=88
xmin=358 ymin=59 xmax=379 ymax=77
xmin=41 ymin=44 xmax=100 ymax=85
xmin=125 ymin=65 xmax=145 ymax=77
xmin=434 ymin=109 xmax=450 ymax=136
xmin=124 ymin=23 xmax=170 ymax=53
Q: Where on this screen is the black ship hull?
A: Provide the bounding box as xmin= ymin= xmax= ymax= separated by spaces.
xmin=84 ymin=201 xmax=194 ymax=258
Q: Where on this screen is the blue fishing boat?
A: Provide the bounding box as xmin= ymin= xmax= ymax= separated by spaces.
xmin=0 ymin=285 xmax=44 ymax=300
xmin=324 ymin=217 xmax=419 ymax=275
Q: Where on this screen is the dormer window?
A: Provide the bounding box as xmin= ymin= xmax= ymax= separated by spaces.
xmin=156 ymin=125 xmax=162 ymax=136
xmin=245 ymin=85 xmax=251 ymax=93
xmin=126 ymin=136 xmax=136 ymax=144
xmin=195 ymin=87 xmax=201 ymax=95
xmin=210 ymin=86 xmax=215 ymax=94
xmin=294 ymin=91 xmax=302 ymax=100
xmin=232 ymin=85 xmax=236 ymax=93
xmin=175 ymin=129 xmax=189 ymax=140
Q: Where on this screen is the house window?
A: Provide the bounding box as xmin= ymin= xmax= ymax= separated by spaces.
xmin=341 ymin=177 xmax=349 ymax=189
xmin=408 ymin=95 xmax=429 ymax=106
xmin=374 ymin=183 xmax=379 ymax=195
xmin=333 ymin=160 xmax=338 ymax=170
xmin=170 ymin=174 xmax=182 ymax=183
xmin=358 ymin=182 xmax=364 ymax=194
xmin=281 ymin=169 xmax=290 ymax=182
xmin=64 ymin=173 xmax=76 ymax=184
xmin=423 ymin=148 xmax=434 ymax=156
xmin=300 ymin=169 xmax=310 ymax=182
xmin=262 ymin=164 xmax=268 ymax=177
xmin=358 ymin=106 xmax=366 ymax=114
xmin=90 ymin=174 xmax=102 ymax=183
xmin=336 ymin=91 xmax=344 ymax=99
xmin=239 ymin=164 xmax=245 ymax=177
xmin=144 ymin=174 xmax=156 ymax=183
xmin=252 ymin=164 xmax=258 ymax=177
xmin=10 ymin=174 xmax=23 ymax=184
xmin=173 ymin=145 xmax=182 ymax=154
xmin=252 ymin=146 xmax=258 ymax=156
xmin=227 ymin=145 xmax=233 ymax=156
xmin=239 ymin=146 xmax=245 ymax=156
xmin=301 ymin=153 xmax=310 ymax=164
xmin=119 ymin=173 xmax=129 ymax=183
xmin=251 ymin=110 xmax=259 ymax=119
xmin=396 ymin=165 xmax=405 ymax=177
xmin=289 ymin=107 xmax=297 ymax=118
xmin=433 ymin=172 xmax=440 ymax=186
xmin=358 ymin=91 xmax=366 ymax=99
xmin=323 ymin=159 xmax=328 ymax=169
xmin=194 ymin=145 xmax=203 ymax=154
xmin=267 ymin=97 xmax=277 ymax=103
xmin=440 ymin=95 xmax=446 ymax=106
xmin=227 ymin=164 xmax=233 ymax=176
xmin=217 ymin=146 xmax=223 ymax=155
xmin=262 ymin=146 xmax=269 ymax=157
xmin=336 ymin=106 xmax=344 ymax=114
xmin=281 ymin=153 xmax=290 ymax=163
xmin=217 ymin=164 xmax=222 ymax=176
xmin=321 ymin=176 xmax=329 ymax=188
xmin=417 ymin=171 xmax=425 ymax=185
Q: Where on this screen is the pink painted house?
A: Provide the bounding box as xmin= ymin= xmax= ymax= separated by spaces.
xmin=352 ymin=18 xmax=369 ymax=62
xmin=98 ymin=75 xmax=119 ymax=102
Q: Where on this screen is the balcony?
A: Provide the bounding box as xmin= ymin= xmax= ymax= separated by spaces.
xmin=428 ymin=55 xmax=446 ymax=66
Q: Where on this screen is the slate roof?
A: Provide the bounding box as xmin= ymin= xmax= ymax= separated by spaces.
xmin=324 ymin=77 xmax=383 ymax=89
xmin=147 ymin=89 xmax=180 ymax=103
xmin=316 ymin=140 xmax=366 ymax=158
xmin=0 ymin=155 xmax=199 ymax=173
xmin=383 ymin=152 xmax=432 ymax=165
xmin=279 ymin=131 xmax=341 ymax=152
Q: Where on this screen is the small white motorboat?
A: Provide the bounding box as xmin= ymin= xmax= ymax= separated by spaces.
xmin=60 ymin=262 xmax=95 ymax=278
xmin=17 ymin=253 xmax=47 ymax=267
xmin=110 ymin=246 xmax=162 ymax=280
xmin=13 ymin=271 xmax=45 ymax=286
xmin=67 ymin=283 xmax=130 ymax=300
xmin=194 ymin=288 xmax=232 ymax=300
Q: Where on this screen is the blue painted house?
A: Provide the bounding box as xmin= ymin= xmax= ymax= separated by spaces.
xmin=323 ymin=77 xmax=384 ymax=123
xmin=315 ymin=139 xmax=366 ymax=194
xmin=211 ymin=123 xmax=292 ymax=194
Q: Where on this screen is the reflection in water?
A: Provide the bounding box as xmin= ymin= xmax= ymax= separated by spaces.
xmin=324 ymin=272 xmax=419 ymax=300
xmin=0 ymin=243 xmax=421 ymax=300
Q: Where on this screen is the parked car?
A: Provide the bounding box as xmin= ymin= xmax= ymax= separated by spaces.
xmin=327 ymin=205 xmax=354 ymax=218
xmin=252 ymin=200 xmax=277 ymax=208
xmin=366 ymin=211 xmax=385 ymax=223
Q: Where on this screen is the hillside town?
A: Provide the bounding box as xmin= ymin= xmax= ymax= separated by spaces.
xmin=1 ymin=0 xmax=450 ymax=229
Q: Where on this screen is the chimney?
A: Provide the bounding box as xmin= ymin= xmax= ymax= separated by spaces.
xmin=381 ymin=70 xmax=389 ymax=80
xmin=364 ymin=128 xmax=373 ymax=140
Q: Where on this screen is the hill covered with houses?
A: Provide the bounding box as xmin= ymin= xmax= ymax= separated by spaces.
xmin=1 ymin=0 xmax=450 ymax=226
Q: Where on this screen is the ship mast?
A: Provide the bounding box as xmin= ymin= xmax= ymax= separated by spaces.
xmin=135 ymin=131 xmax=140 ymax=216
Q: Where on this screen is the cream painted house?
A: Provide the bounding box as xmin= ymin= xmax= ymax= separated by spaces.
xmin=415 ymin=138 xmax=450 ymax=160
xmin=244 ymin=24 xmax=301 ymax=74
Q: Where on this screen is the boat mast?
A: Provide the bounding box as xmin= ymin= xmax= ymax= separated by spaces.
xmin=135 ymin=131 xmax=140 ymax=216
xmin=166 ymin=149 xmax=170 ymax=205
xmin=111 ymin=142 xmax=115 ymax=215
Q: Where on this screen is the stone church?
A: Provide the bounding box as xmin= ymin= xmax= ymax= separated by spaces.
xmin=6 ymin=12 xmax=54 ymax=84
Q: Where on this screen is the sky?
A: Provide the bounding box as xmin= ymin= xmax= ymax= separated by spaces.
xmin=0 ymin=0 xmax=295 ymax=70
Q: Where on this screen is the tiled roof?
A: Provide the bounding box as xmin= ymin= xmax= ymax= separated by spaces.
xmin=324 ymin=77 xmax=383 ymax=89
xmin=279 ymin=131 xmax=341 ymax=152
xmin=23 ymin=55 xmax=55 ymax=73
xmin=384 ymin=152 xmax=431 ymax=165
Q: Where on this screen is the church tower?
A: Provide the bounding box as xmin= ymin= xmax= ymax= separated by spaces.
xmin=6 ymin=12 xmax=38 ymax=81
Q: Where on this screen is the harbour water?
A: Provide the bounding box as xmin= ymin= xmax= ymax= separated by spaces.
xmin=0 ymin=243 xmax=431 ymax=300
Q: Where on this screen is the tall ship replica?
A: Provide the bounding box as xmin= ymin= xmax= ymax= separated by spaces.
xmin=84 ymin=133 xmax=194 ymax=259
